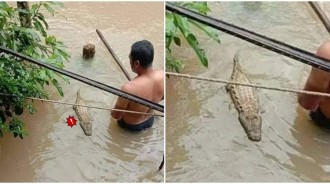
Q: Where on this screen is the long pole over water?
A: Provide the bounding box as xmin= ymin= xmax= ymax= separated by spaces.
xmin=309 ymin=2 xmax=330 ymax=34
xmin=96 ymin=29 xmax=132 ymax=81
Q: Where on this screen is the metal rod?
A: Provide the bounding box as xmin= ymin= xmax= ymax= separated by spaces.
xmin=0 ymin=46 xmax=164 ymax=113
xmin=96 ymin=29 xmax=132 ymax=81
xmin=166 ymin=3 xmax=330 ymax=73
xmin=309 ymin=2 xmax=330 ymax=34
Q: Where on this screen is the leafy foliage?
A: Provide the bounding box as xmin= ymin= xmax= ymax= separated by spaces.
xmin=0 ymin=2 xmax=69 ymax=139
xmin=166 ymin=2 xmax=221 ymax=72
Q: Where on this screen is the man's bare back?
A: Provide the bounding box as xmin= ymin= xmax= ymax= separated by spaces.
xmin=111 ymin=40 xmax=164 ymax=131
xmin=119 ymin=69 xmax=164 ymax=124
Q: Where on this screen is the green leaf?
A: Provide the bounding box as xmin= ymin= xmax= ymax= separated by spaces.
xmin=173 ymin=36 xmax=181 ymax=46
xmin=27 ymin=104 xmax=35 ymax=114
xmin=45 ymin=35 xmax=56 ymax=45
xmin=33 ymin=19 xmax=47 ymax=37
xmin=51 ymin=79 xmax=63 ymax=96
xmin=48 ymin=2 xmax=64 ymax=8
xmin=174 ymin=14 xmax=208 ymax=68
xmin=42 ymin=3 xmax=54 ymax=16
xmin=38 ymin=70 xmax=47 ymax=80
xmin=166 ymin=56 xmax=183 ymax=73
xmin=36 ymin=13 xmax=49 ymax=29
xmin=181 ymin=2 xmax=210 ymax=15
xmin=189 ymin=20 xmax=221 ymax=43
xmin=31 ymin=4 xmax=39 ymax=17
xmin=14 ymin=27 xmax=41 ymax=42
xmin=186 ymin=33 xmax=208 ymax=67
xmin=165 ymin=13 xmax=176 ymax=35
xmin=57 ymin=48 xmax=70 ymax=61
xmin=55 ymin=72 xmax=69 ymax=83
xmin=0 ymin=2 xmax=9 ymax=9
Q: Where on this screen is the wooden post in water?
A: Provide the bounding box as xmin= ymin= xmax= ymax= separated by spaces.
xmin=82 ymin=43 xmax=96 ymax=59
xmin=17 ymin=1 xmax=31 ymax=27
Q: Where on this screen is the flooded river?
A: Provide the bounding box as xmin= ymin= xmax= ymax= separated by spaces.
xmin=166 ymin=2 xmax=330 ymax=182
xmin=0 ymin=2 xmax=164 ymax=182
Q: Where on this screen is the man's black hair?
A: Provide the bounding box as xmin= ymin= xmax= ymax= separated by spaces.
xmin=130 ymin=40 xmax=154 ymax=68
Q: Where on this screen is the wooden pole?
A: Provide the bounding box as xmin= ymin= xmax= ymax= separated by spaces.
xmin=309 ymin=2 xmax=330 ymax=35
xmin=96 ymin=29 xmax=132 ymax=81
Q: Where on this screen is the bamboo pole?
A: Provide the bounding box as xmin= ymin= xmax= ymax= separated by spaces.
xmin=96 ymin=29 xmax=132 ymax=81
xmin=309 ymin=2 xmax=330 ymax=34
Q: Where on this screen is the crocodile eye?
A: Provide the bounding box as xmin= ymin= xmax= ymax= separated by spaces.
xmin=251 ymin=115 xmax=258 ymax=120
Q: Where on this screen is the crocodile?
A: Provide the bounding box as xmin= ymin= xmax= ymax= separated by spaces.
xmin=73 ymin=89 xmax=92 ymax=136
xmin=226 ymin=52 xmax=262 ymax=142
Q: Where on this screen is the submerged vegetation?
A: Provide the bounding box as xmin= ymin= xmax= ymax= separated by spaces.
xmin=166 ymin=2 xmax=221 ymax=72
xmin=0 ymin=2 xmax=70 ymax=139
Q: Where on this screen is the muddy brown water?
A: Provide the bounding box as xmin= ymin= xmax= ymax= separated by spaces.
xmin=166 ymin=2 xmax=330 ymax=182
xmin=0 ymin=2 xmax=164 ymax=182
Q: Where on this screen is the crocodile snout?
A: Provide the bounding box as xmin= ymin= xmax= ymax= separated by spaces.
xmin=247 ymin=130 xmax=261 ymax=142
xmin=239 ymin=113 xmax=262 ymax=142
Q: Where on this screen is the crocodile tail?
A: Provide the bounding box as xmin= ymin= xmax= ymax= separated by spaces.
xmin=233 ymin=50 xmax=242 ymax=70
xmin=77 ymin=88 xmax=82 ymax=100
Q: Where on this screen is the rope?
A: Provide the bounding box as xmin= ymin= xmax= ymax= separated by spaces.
xmin=0 ymin=92 xmax=164 ymax=117
xmin=166 ymin=72 xmax=330 ymax=98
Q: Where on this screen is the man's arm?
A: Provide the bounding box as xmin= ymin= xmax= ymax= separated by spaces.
xmin=111 ymin=84 xmax=130 ymax=120
xmin=298 ymin=41 xmax=330 ymax=110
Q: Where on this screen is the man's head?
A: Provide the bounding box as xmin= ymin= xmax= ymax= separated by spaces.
xmin=129 ymin=40 xmax=154 ymax=73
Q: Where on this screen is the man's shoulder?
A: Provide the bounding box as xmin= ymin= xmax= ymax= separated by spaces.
xmin=153 ymin=69 xmax=164 ymax=79
xmin=318 ymin=41 xmax=330 ymax=62
xmin=319 ymin=40 xmax=330 ymax=52
xmin=121 ymin=82 xmax=135 ymax=93
xmin=154 ymin=69 xmax=164 ymax=74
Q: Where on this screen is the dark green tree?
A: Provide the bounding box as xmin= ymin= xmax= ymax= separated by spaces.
xmin=0 ymin=2 xmax=70 ymax=139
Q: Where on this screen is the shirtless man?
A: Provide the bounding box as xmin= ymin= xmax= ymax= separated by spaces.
xmin=111 ymin=40 xmax=164 ymax=131
xmin=298 ymin=40 xmax=330 ymax=129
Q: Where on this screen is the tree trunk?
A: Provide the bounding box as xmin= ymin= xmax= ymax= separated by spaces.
xmin=17 ymin=1 xmax=31 ymax=27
